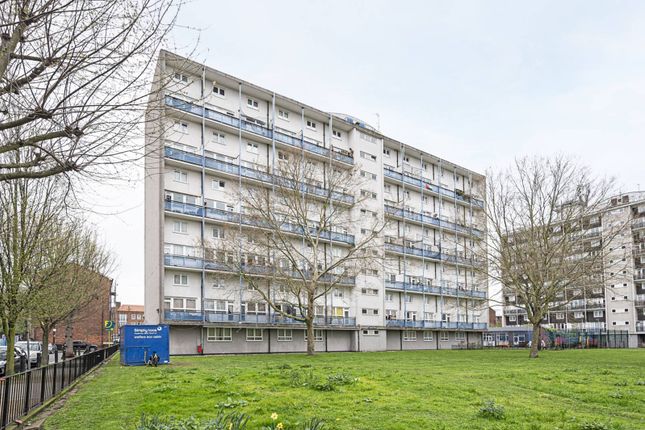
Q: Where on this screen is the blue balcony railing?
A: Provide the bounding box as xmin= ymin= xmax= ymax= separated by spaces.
xmin=165 ymin=200 xmax=354 ymax=245
xmin=384 ymin=243 xmax=480 ymax=267
xmin=164 ymin=310 xmax=356 ymax=326
xmin=383 ymin=205 xmax=483 ymax=238
xmin=383 ymin=168 xmax=484 ymax=208
xmin=163 ymin=254 xmax=356 ymax=286
xmin=165 ymin=96 xmax=354 ymax=165
xmin=385 ymin=319 xmax=487 ymax=330
xmin=164 ymin=146 xmax=354 ymax=204
xmin=384 ymin=281 xmax=487 ymax=299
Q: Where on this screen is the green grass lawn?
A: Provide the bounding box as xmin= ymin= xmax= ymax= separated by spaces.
xmin=43 ymin=349 xmax=645 ymax=430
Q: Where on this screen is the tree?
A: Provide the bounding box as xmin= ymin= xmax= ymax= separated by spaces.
xmin=0 ymin=0 xmax=178 ymax=181
xmin=27 ymin=224 xmax=112 ymax=365
xmin=482 ymin=156 xmax=622 ymax=358
xmin=0 ymin=176 xmax=66 ymax=374
xmin=210 ymin=155 xmax=385 ymax=355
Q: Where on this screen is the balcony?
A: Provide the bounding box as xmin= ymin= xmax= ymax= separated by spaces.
xmin=164 ymin=254 xmax=356 ymax=286
xmin=165 ymin=146 xmax=354 ymax=205
xmin=165 ymin=96 xmax=354 ymax=165
xmin=567 ymin=299 xmax=605 ymax=310
xmin=383 ymin=167 xmax=484 ymax=208
xmin=384 ymin=280 xmax=486 ymax=300
xmin=635 ymin=294 xmax=645 ymax=307
xmin=383 ymin=205 xmax=483 ymax=238
xmin=637 ymin=321 xmax=645 ymax=332
xmin=164 ymin=310 xmax=356 ymax=327
xmin=632 ymin=219 xmax=645 ymax=231
xmin=165 ymin=200 xmax=355 ymax=246
xmin=635 ymin=270 xmax=645 ymax=282
xmin=384 ymin=242 xmax=481 ymax=268
xmin=385 ymin=319 xmax=487 ymax=330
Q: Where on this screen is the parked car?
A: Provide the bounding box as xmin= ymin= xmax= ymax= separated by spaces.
xmin=0 ymin=346 xmax=28 ymax=376
xmin=15 ymin=341 xmax=43 ymax=368
xmin=73 ymin=340 xmax=98 ymax=353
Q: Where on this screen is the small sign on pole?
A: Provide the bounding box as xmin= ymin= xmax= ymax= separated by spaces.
xmin=104 ymin=320 xmax=115 ymax=330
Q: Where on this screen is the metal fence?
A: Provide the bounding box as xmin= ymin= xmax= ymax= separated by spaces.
xmin=0 ymin=344 xmax=118 ymax=429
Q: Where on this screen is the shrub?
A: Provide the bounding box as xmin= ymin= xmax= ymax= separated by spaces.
xmin=477 ymin=400 xmax=505 ymax=420
xmin=578 ymin=422 xmax=610 ymax=430
xmin=135 ymin=411 xmax=249 ymax=430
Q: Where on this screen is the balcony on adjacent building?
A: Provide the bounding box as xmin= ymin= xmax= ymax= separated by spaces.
xmin=636 ymin=321 xmax=645 ymax=332
xmin=163 ymin=310 xmax=356 ymax=327
xmin=165 ymin=96 xmax=354 ymax=165
xmin=635 ymin=294 xmax=645 ymax=307
xmin=164 ymin=254 xmax=356 ymax=286
xmin=567 ymin=298 xmax=605 ymax=310
xmin=383 ymin=241 xmax=482 ymax=268
xmin=382 ymin=166 xmax=484 ymax=208
xmin=385 ymin=319 xmax=487 ymax=330
xmin=383 ymin=205 xmax=483 ymax=238
xmin=164 ymin=200 xmax=355 ymax=246
xmin=165 ymin=146 xmax=354 ymax=205
xmin=632 ymin=218 xmax=645 ymax=231
xmin=635 ymin=269 xmax=645 ymax=282
xmin=384 ymin=280 xmax=486 ymax=300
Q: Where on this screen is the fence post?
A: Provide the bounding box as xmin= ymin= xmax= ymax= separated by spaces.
xmin=1 ymin=377 xmax=11 ymax=428
xmin=52 ymin=362 xmax=58 ymax=396
xmin=61 ymin=359 xmax=66 ymax=389
xmin=24 ymin=371 xmax=32 ymax=414
xmin=40 ymin=366 xmax=47 ymax=405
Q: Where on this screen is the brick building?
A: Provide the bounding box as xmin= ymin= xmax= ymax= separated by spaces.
xmin=116 ymin=304 xmax=145 ymax=331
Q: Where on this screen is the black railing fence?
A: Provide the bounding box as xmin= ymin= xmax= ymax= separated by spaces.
xmin=0 ymin=344 xmax=118 ymax=429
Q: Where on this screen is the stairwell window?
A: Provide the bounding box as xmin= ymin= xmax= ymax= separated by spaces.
xmin=173 ymin=121 xmax=188 ymax=134
xmin=593 ymin=310 xmax=603 ymax=317
xmin=172 ymin=221 xmax=187 ymax=234
xmin=212 ymin=132 xmax=226 ymax=144
xmin=212 ymin=179 xmax=226 ymax=190
xmin=173 ymin=169 xmax=188 ymax=184
xmin=247 ymin=98 xmax=259 ymax=109
xmin=332 ymin=129 xmax=342 ymax=139
xmin=306 ymin=120 xmax=317 ymax=130
xmin=207 ymin=327 xmax=232 ymax=342
xmin=247 ymin=142 xmax=259 ymax=154
xmin=212 ymin=85 xmax=225 ymax=97
xmin=360 ymin=151 xmax=377 ymax=161
xmin=360 ymin=170 xmax=377 ymax=180
xmin=173 ymin=72 xmax=189 ymax=83
xmin=278 ymin=110 xmax=289 ymax=120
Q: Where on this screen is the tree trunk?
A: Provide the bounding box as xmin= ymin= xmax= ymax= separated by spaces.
xmin=41 ymin=324 xmax=50 ymax=366
xmin=529 ymin=323 xmax=541 ymax=358
xmin=64 ymin=314 xmax=74 ymax=358
xmin=4 ymin=323 xmax=17 ymax=376
xmin=306 ymin=293 xmax=315 ymax=356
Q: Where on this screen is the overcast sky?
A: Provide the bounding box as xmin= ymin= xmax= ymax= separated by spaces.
xmin=86 ymin=0 xmax=645 ymax=305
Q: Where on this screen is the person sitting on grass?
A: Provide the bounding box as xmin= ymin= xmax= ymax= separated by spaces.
xmin=147 ymin=351 xmax=160 ymax=367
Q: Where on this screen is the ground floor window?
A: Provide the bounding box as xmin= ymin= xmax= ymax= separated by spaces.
xmin=277 ymin=329 xmax=292 ymax=342
xmin=362 ymin=329 xmax=379 ymax=336
xmin=439 ymin=332 xmax=449 ymax=341
xmin=304 ymin=329 xmax=324 ymax=342
xmin=207 ymin=327 xmax=231 ymax=342
xmin=455 ymin=332 xmax=466 ymax=341
xmin=246 ymin=328 xmax=263 ymax=341
xmin=423 ymin=331 xmax=433 ymax=341
xmin=403 ymin=330 xmax=416 ymax=341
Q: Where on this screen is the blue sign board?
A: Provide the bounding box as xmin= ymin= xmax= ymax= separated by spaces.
xmin=120 ymin=324 xmax=170 ymax=366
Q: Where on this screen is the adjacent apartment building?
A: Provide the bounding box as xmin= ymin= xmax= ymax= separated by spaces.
xmin=144 ymin=51 xmax=488 ymax=355
xmin=502 ymin=191 xmax=645 ymax=348
xmin=116 ymin=304 xmax=145 ymax=330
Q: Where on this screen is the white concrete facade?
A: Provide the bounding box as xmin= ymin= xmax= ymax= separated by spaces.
xmin=144 ymin=51 xmax=488 ymax=355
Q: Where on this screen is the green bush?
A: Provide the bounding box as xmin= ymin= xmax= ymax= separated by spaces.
xmin=578 ymin=422 xmax=610 ymax=430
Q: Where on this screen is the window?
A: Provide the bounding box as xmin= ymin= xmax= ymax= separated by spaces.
xmin=508 ymin=315 xmax=517 ymax=322
xmin=333 ymin=289 xmax=344 ymax=298
xmin=212 ymin=85 xmax=225 ymax=97
xmin=360 ymin=151 xmax=377 ymax=161
xmin=304 ymin=329 xmax=324 ymax=342
xmin=212 ymin=227 xmax=224 ymax=239
xmin=383 ymin=148 xmax=391 ymax=157
xmin=455 ymin=332 xmax=466 ymax=341
xmin=247 ymin=98 xmax=259 ymax=109
xmin=360 ymin=189 xmax=377 ymax=199
xmin=173 ymin=274 xmax=188 ymax=286
xmin=332 ymin=129 xmax=341 ymax=139
xmin=423 ymin=331 xmax=433 ymax=341
xmin=360 ymin=170 xmax=377 ymax=180
xmin=166 ymin=297 xmax=196 ymax=310
xmin=246 ymin=302 xmax=267 ymax=315
xmin=118 ymin=314 xmax=127 ymax=325
xmin=361 ymin=308 xmax=379 ymax=316
xmin=439 ymin=332 xmax=449 ymax=342
xmin=404 ymin=295 xmax=412 ymax=303
xmin=277 ymin=329 xmax=292 ymax=341
xmin=247 ymin=142 xmax=259 ymax=154
xmin=574 ymin=312 xmax=584 ymax=319
xmin=359 ymin=132 xmax=378 ymax=143
xmin=212 ymin=132 xmax=226 ymax=144
xmin=424 ymin=312 xmax=434 ymax=321
xmin=278 ymin=151 xmax=289 ymax=161
xmin=173 ymin=121 xmax=189 ymax=134
xmin=593 ymin=310 xmax=604 ymax=318
xmin=212 ymin=179 xmax=226 ymax=190
xmin=246 ymin=328 xmax=263 ymax=341
xmin=278 ymin=110 xmax=289 ymax=120
xmin=555 ymin=313 xmax=564 ymax=320
xmin=173 ymin=169 xmax=188 ymax=183
xmin=403 ymin=330 xmax=416 ymax=341
xmin=361 ymin=288 xmax=378 ymax=296
xmin=306 ymin=120 xmax=316 ymax=130
xmin=362 ymin=329 xmax=379 ymax=336
xmin=173 ymin=221 xmax=187 ymax=234
xmin=207 ymin=327 xmax=232 ymax=342
xmin=385 ymin=293 xmax=393 ymax=302
xmin=173 ymin=72 xmax=188 ymax=83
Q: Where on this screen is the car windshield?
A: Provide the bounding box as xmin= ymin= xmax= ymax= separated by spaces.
xmin=15 ymin=342 xmax=41 ymax=351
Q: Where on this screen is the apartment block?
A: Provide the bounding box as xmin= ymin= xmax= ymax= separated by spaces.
xmin=502 ymin=191 xmax=645 ymax=348
xmin=144 ymin=51 xmax=488 ymax=355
